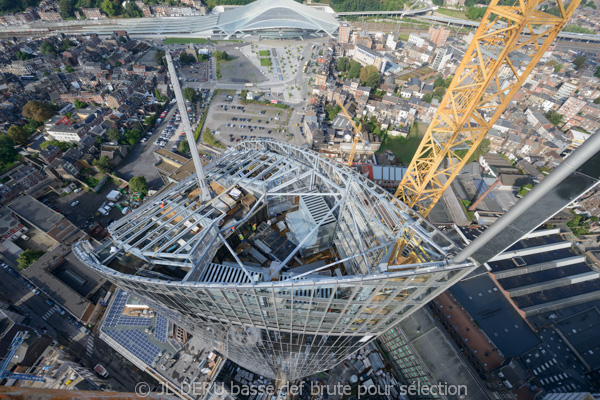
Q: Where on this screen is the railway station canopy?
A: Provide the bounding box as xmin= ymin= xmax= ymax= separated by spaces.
xmin=215 ymin=0 xmax=339 ymax=38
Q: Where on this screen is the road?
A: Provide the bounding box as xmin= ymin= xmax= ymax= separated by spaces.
xmin=0 ymin=266 xmax=85 ymax=352
xmin=115 ymin=106 xmax=178 ymax=190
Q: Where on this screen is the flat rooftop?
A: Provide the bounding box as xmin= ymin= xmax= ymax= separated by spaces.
xmin=449 ymin=275 xmax=540 ymax=358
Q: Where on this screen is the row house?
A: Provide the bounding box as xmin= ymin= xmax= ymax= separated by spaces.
xmin=37 ymin=8 xmax=61 ymax=21
xmin=59 ymin=92 xmax=104 ymax=105
xmin=0 ymin=10 xmax=36 ymax=25
xmin=81 ymin=8 xmax=104 ymax=20
xmin=557 ymin=95 xmax=587 ymax=122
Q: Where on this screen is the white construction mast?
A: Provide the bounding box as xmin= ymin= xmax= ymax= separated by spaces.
xmin=164 ymin=50 xmax=211 ymax=202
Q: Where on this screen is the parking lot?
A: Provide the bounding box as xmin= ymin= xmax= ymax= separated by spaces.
xmin=40 ymin=181 xmax=123 ymax=231
xmin=205 ymin=92 xmax=296 ymax=146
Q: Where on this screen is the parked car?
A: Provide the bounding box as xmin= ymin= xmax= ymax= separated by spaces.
xmin=45 ymin=299 xmax=54 ymax=306
xmin=71 ymin=201 xmax=79 ymax=207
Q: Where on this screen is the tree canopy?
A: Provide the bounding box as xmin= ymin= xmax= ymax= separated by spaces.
xmin=573 ymin=56 xmax=586 ymax=70
xmin=7 ymin=125 xmax=29 ymax=145
xmin=22 ymin=101 xmax=54 ymax=123
xmin=129 ymin=176 xmax=148 ymax=195
xmin=0 ymin=135 xmax=18 ymax=166
xmin=545 ymin=110 xmax=564 ymax=126
xmin=348 ymin=61 xmax=362 ymax=79
xmin=123 ymin=1 xmax=142 ymax=17
xmin=359 ymin=65 xmax=378 ymax=82
xmin=155 ymin=50 xmax=166 ymax=67
xmin=364 ymin=70 xmax=380 ymax=88
xmin=40 ymin=41 xmax=58 ymax=56
xmin=107 ymin=128 xmax=120 ymax=143
xmin=183 ymin=87 xmax=197 ymax=102
xmin=17 ymin=249 xmax=44 ymax=270
xmin=93 ymin=156 xmax=114 ymax=173
xmin=179 ymin=52 xmax=196 ymax=64
xmin=213 ymin=50 xmax=229 ymax=61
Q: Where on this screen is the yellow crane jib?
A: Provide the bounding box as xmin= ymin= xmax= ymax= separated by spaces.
xmin=336 ymin=98 xmax=364 ymax=167
xmin=395 ymin=0 xmax=581 ymax=217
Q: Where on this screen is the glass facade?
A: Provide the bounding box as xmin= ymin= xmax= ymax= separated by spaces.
xmin=74 ymin=140 xmax=475 ymax=380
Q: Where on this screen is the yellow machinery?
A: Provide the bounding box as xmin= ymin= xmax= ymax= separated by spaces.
xmin=335 ymin=98 xmax=364 ymax=167
xmin=395 ymin=0 xmax=581 ymax=217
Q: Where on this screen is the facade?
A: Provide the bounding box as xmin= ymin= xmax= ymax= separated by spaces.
xmin=353 ymin=44 xmax=386 ymax=72
xmin=80 ymin=8 xmax=103 ymax=19
xmin=339 ymin=24 xmax=352 ymax=44
xmin=214 ymin=0 xmax=339 ymax=39
xmin=428 ymin=26 xmax=449 ymax=47
xmin=74 ymin=140 xmax=475 ymax=381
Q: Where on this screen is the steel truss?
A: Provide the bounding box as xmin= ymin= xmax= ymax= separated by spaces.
xmin=395 ymin=0 xmax=581 ymax=216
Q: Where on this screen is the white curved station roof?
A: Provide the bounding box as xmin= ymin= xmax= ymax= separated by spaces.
xmin=216 ymin=0 xmax=339 ymax=37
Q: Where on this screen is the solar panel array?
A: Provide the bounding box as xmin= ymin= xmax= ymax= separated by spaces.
xmin=154 ymin=315 xmax=168 ymax=343
xmin=102 ymin=289 xmax=173 ymax=367
xmin=106 ymin=329 xmax=162 ymax=366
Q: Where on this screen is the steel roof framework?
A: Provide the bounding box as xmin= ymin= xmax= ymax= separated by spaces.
xmin=75 ymin=140 xmax=476 ymax=380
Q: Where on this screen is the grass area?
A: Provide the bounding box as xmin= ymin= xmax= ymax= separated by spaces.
xmin=396 ymin=66 xmax=434 ymax=81
xmin=397 ymin=34 xmax=410 ymax=41
xmin=260 ymin=58 xmax=271 ymax=67
xmin=202 ymin=128 xmax=225 ymax=149
xmin=436 ymin=8 xmax=467 ymax=19
xmin=377 ymin=124 xmax=424 ymax=165
xmin=163 ymin=38 xmax=208 ymax=44
xmin=258 ymin=50 xmax=270 ymax=57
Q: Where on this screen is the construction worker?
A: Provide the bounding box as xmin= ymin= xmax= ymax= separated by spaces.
xmin=252 ymin=223 xmax=257 ymax=231
xmin=239 ymin=233 xmax=245 ymax=243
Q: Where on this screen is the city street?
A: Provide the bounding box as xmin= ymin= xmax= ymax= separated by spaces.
xmin=0 ymin=266 xmax=85 ymax=353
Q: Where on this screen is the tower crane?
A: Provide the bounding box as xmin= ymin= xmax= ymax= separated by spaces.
xmin=335 ymin=98 xmax=365 ymax=167
xmin=0 ymin=331 xmax=46 ymax=382
xmin=395 ymin=0 xmax=581 ymax=217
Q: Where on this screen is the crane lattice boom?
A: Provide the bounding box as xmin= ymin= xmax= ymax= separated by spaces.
xmin=395 ymin=0 xmax=581 ymax=216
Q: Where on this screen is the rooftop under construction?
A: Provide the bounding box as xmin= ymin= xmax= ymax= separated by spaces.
xmin=74 ymin=139 xmax=477 ymax=379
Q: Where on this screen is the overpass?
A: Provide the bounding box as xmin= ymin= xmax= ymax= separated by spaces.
xmin=421 ymin=15 xmax=600 ymax=43
xmin=337 ymin=5 xmax=436 ymax=17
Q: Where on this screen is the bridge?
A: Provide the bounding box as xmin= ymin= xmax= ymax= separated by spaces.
xmin=421 ymin=15 xmax=600 ymax=43
xmin=337 ymin=5 xmax=436 ymax=16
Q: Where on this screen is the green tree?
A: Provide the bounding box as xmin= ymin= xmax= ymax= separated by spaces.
xmin=545 ymin=110 xmax=564 ymax=126
xmin=433 ymin=87 xmax=446 ymax=98
xmin=365 ymin=70 xmax=380 ymax=88
xmin=60 ymin=38 xmax=74 ymax=51
xmin=348 ymin=61 xmax=362 ymax=79
xmin=422 ymin=93 xmax=433 ymax=103
xmin=125 ymin=129 xmax=141 ymax=145
xmin=107 ymin=128 xmax=120 ymax=143
xmin=65 ymin=64 xmax=74 ymax=72
xmin=15 ymin=51 xmax=34 ymax=61
xmin=573 ymin=56 xmax=586 ymax=70
xmin=40 ymin=41 xmax=58 ymax=56
xmin=466 ymin=6 xmax=487 ymax=20
xmin=183 ymin=87 xmax=196 ymax=102
xmin=336 ymin=57 xmax=349 ymax=72
xmin=178 ymin=140 xmax=190 ymax=154
xmin=433 ymin=76 xmax=445 ymax=88
xmin=325 ymin=104 xmax=341 ymax=121
xmin=7 ymin=125 xmax=29 ymax=145
xmin=359 ymin=65 xmax=378 ymax=82
xmin=123 ymin=1 xmax=142 ymax=17
xmin=155 ymin=49 xmax=166 ymax=67
xmin=554 ymin=63 xmax=563 ymax=73
xmin=22 ymin=101 xmax=54 ymax=122
xmin=594 ymin=97 xmax=600 ymax=104
xmin=179 ymin=52 xmax=196 ymax=64
xmin=214 ymin=50 xmax=229 ymax=61
xmin=58 ymin=0 xmax=75 ymax=19
xmin=0 ymin=135 xmax=18 ymax=164
xmin=74 ymin=99 xmax=88 ymax=109
xmin=17 ymin=249 xmax=44 ymax=270
xmin=129 ymin=176 xmax=148 ymax=195
xmin=594 ymin=66 xmax=600 ymax=78
xmin=93 ymin=156 xmax=114 ymax=173
xmin=100 ymin=0 xmax=121 ymax=16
